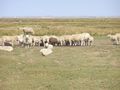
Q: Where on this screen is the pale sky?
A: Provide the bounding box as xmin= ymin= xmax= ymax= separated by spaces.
xmin=0 ymin=0 xmax=120 ymax=17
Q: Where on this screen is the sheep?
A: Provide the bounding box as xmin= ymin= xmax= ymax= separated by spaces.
xmin=44 ymin=43 xmax=53 ymax=50
xmin=0 ymin=46 xmax=13 ymax=52
xmin=115 ymin=33 xmax=120 ymax=44
xmin=32 ymin=36 xmax=41 ymax=46
xmin=1 ymin=36 xmax=17 ymax=46
xmin=17 ymin=34 xmax=33 ymax=48
xmin=18 ymin=27 xmax=35 ymax=35
xmin=57 ymin=36 xmax=65 ymax=46
xmin=49 ymin=37 xmax=58 ymax=46
xmin=88 ymin=36 xmax=94 ymax=46
xmin=40 ymin=48 xmax=53 ymax=56
xmin=16 ymin=34 xmax=24 ymax=46
xmin=40 ymin=43 xmax=53 ymax=56
xmin=41 ymin=35 xmax=50 ymax=46
xmin=107 ymin=34 xmax=118 ymax=45
xmin=62 ymin=35 xmax=73 ymax=46
xmin=71 ymin=34 xmax=83 ymax=46
xmin=81 ymin=33 xmax=91 ymax=46
xmin=23 ymin=35 xmax=33 ymax=48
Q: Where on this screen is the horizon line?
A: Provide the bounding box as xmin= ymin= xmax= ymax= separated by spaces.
xmin=0 ymin=16 xmax=120 ymax=19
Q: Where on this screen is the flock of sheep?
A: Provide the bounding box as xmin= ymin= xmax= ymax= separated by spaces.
xmin=0 ymin=27 xmax=94 ymax=47
xmin=0 ymin=27 xmax=120 ymax=55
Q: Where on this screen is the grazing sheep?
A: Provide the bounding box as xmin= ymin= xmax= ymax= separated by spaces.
xmin=41 ymin=35 xmax=50 ymax=46
xmin=81 ymin=33 xmax=91 ymax=46
xmin=63 ymin=35 xmax=73 ymax=46
xmin=58 ymin=36 xmax=65 ymax=46
xmin=4 ymin=42 xmax=13 ymax=46
xmin=1 ymin=36 xmax=17 ymax=46
xmin=88 ymin=36 xmax=94 ymax=46
xmin=18 ymin=27 xmax=35 ymax=35
xmin=49 ymin=37 xmax=58 ymax=46
xmin=32 ymin=36 xmax=41 ymax=46
xmin=115 ymin=33 xmax=120 ymax=44
xmin=107 ymin=34 xmax=118 ymax=45
xmin=0 ymin=46 xmax=13 ymax=52
xmin=72 ymin=34 xmax=82 ymax=46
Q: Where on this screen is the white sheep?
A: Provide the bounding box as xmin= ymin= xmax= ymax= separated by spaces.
xmin=18 ymin=27 xmax=35 ymax=35
xmin=44 ymin=43 xmax=53 ymax=49
xmin=1 ymin=36 xmax=17 ymax=46
xmin=115 ymin=33 xmax=120 ymax=44
xmin=62 ymin=35 xmax=73 ymax=46
xmin=58 ymin=36 xmax=65 ymax=46
xmin=107 ymin=34 xmax=118 ymax=45
xmin=88 ymin=36 xmax=94 ymax=46
xmin=0 ymin=46 xmax=13 ymax=52
xmin=71 ymin=34 xmax=82 ymax=46
xmin=32 ymin=36 xmax=41 ymax=46
xmin=40 ymin=43 xmax=53 ymax=56
xmin=81 ymin=33 xmax=91 ymax=46
xmin=40 ymin=48 xmax=53 ymax=56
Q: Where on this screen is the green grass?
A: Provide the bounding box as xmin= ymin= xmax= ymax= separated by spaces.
xmin=0 ymin=18 xmax=120 ymax=36
xmin=0 ymin=36 xmax=120 ymax=90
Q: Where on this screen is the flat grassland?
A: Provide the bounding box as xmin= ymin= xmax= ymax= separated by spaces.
xmin=0 ymin=36 xmax=120 ymax=90
xmin=0 ymin=18 xmax=120 ymax=36
xmin=0 ymin=18 xmax=120 ymax=90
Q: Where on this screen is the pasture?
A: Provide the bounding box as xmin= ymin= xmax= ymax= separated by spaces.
xmin=0 ymin=18 xmax=120 ymax=90
xmin=0 ymin=36 xmax=120 ymax=90
xmin=0 ymin=18 xmax=120 ymax=36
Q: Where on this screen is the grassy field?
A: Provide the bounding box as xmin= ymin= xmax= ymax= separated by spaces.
xmin=0 ymin=36 xmax=120 ymax=90
xmin=0 ymin=18 xmax=120 ymax=36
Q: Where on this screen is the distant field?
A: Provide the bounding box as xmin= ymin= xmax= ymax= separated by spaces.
xmin=0 ymin=18 xmax=120 ymax=36
xmin=0 ymin=36 xmax=120 ymax=90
